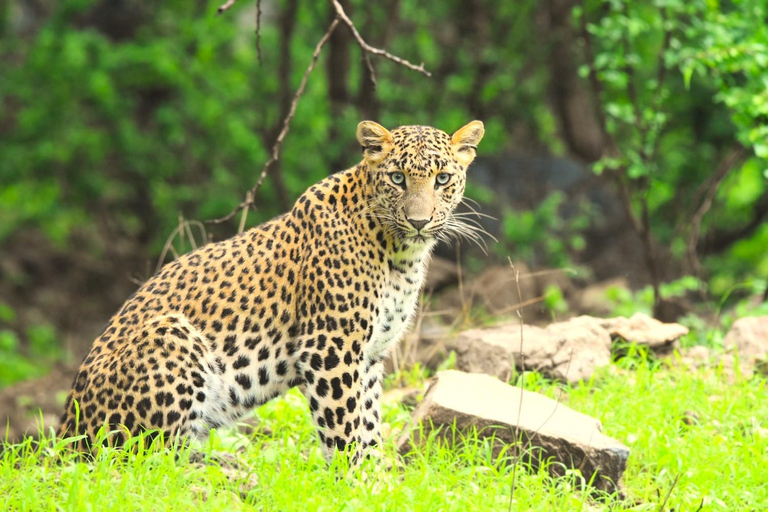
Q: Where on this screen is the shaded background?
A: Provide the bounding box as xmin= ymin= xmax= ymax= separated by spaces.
xmin=1 ymin=0 xmax=767 ymax=390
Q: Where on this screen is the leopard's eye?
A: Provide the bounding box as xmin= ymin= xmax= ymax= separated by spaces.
xmin=390 ymin=172 xmax=406 ymax=186
xmin=436 ymin=173 xmax=450 ymax=186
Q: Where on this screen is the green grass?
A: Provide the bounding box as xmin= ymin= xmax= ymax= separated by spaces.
xmin=523 ymin=354 xmax=768 ymax=510
xmin=1 ymin=350 xmax=766 ymax=511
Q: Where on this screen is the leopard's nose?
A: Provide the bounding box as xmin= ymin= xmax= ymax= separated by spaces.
xmin=407 ymin=218 xmax=429 ymax=231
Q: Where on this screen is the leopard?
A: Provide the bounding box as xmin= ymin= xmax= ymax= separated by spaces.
xmin=59 ymin=120 xmax=485 ymax=465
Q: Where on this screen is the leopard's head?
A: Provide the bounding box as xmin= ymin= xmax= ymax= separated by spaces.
xmin=357 ymin=120 xmax=484 ymax=247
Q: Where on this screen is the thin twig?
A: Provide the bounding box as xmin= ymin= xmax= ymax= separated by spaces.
xmin=362 ymin=53 xmax=377 ymax=88
xmin=507 ymin=258 xmax=525 ymax=512
xmin=217 ymin=0 xmax=238 ymax=16
xmin=518 ymin=268 xmax=577 ymax=279
xmin=657 ymin=473 xmax=681 ymax=512
xmin=155 ymin=218 xmax=211 ymax=274
xmin=493 ymin=295 xmax=546 ymax=316
xmin=576 ymin=1 xmax=652 ymax=272
xmin=208 ymin=19 xmax=341 ymax=226
xmin=156 ymin=224 xmax=186 ymax=274
xmin=255 ymin=0 xmax=262 ymax=64
xmin=238 ymin=195 xmax=251 ymax=233
xmin=329 ymin=0 xmax=431 ymax=78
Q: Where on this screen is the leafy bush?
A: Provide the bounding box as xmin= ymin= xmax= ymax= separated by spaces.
xmin=0 ymin=0 xmax=765 ymax=305
xmin=0 ymin=303 xmax=63 ymax=387
xmin=579 ymin=0 xmax=768 ymax=302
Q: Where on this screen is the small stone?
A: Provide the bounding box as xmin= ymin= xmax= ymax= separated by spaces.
xmin=680 ymin=410 xmax=700 ymax=427
xmin=724 ymin=316 xmax=768 ymax=359
xmin=674 ymin=345 xmax=712 ymax=370
xmin=398 ymin=370 xmax=630 ymax=494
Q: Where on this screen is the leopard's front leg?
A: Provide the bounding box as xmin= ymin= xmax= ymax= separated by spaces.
xmin=298 ymin=333 xmax=368 ymax=466
xmin=358 ymin=359 xmax=384 ymax=453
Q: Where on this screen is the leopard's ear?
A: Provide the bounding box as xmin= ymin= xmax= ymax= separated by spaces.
xmin=451 ymin=120 xmax=484 ymax=167
xmin=356 ymin=121 xmax=394 ymax=164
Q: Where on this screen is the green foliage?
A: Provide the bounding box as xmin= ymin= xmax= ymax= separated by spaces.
xmin=578 ymin=0 xmax=768 ymax=297
xmin=0 ymin=303 xmax=15 ymax=323
xmin=0 ymin=0 xmax=551 ymax=256
xmin=1 ymin=0 xmax=287 ymax=249
xmin=678 ymin=0 xmax=768 ymax=155
xmin=603 ymin=275 xmax=703 ymax=318
xmin=0 ymin=303 xmax=63 ymax=387
xmin=0 ymin=0 xmax=765 ymax=301
xmin=677 ymin=314 xmax=724 ymax=349
xmin=0 ymin=330 xmax=38 ymax=387
xmin=499 ymin=192 xmax=593 ymax=269
xmin=543 ymin=284 xmax=569 ymax=319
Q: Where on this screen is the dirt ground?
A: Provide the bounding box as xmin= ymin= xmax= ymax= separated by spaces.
xmin=0 ymin=231 xmax=142 ymax=442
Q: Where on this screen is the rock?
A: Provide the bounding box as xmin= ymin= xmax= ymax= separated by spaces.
xmin=724 ymin=316 xmax=768 ymax=359
xmin=611 ymin=313 xmax=688 ymax=351
xmin=454 ymin=317 xmax=612 ymax=384
xmin=398 ymin=370 xmax=629 ymax=494
xmin=453 ymin=313 xmax=690 ymax=384
xmin=678 ymin=345 xmax=711 ymax=369
xmin=572 ymin=313 xmax=688 ymax=354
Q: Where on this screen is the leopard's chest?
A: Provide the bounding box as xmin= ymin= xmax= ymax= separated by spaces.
xmin=366 ymin=260 xmax=428 ymax=363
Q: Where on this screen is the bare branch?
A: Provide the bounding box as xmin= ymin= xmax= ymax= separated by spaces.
xmin=255 ymin=0 xmax=262 ymax=64
xmin=685 ymin=146 xmax=748 ymax=275
xmin=217 ymin=0 xmax=239 ymax=16
xmin=211 ymin=0 xmax=431 ymax=227
xmin=329 ymin=0 xmax=431 ymax=78
xmin=156 ymin=217 xmax=210 ymax=274
xmin=208 ymin=19 xmax=341 ymax=226
xmin=362 ymin=53 xmax=377 ymax=88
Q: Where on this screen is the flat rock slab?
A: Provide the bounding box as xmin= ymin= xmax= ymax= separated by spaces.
xmin=724 ymin=316 xmax=768 ymax=359
xmin=455 ymin=317 xmax=612 ymax=384
xmin=399 ymin=370 xmax=629 ymax=494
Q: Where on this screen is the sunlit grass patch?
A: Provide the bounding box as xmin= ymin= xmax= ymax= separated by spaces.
xmin=522 ymin=353 xmax=768 ymax=510
xmin=1 ymin=357 xmax=766 ymax=511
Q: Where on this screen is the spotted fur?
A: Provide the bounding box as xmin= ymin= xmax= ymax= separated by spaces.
xmin=59 ymin=120 xmax=485 ymax=463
